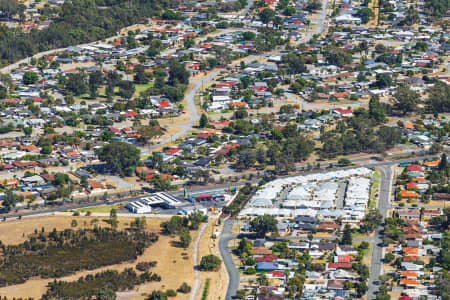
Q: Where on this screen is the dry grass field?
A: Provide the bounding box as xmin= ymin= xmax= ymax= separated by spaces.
xmin=0 ymin=214 xmax=204 ymax=299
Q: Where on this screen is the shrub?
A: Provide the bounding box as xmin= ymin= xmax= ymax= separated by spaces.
xmin=136 ymin=261 xmax=157 ymax=272
xmin=178 ymin=282 xmax=191 ymax=294
xmin=166 ymin=289 xmax=177 ymax=297
xmin=358 ymin=241 xmax=370 ymax=250
xmin=244 ymin=257 xmax=256 ymax=266
xmin=384 ymin=253 xmax=395 ymax=262
xmin=244 ymin=267 xmax=256 ymax=274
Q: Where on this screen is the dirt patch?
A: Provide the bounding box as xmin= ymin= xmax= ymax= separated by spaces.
xmin=0 ymin=215 xmax=197 ymax=300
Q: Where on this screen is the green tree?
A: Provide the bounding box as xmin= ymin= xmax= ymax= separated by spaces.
xmin=375 ymin=73 xmax=393 ymax=88
xmin=384 ymin=252 xmax=395 ymax=262
xmin=66 ymin=73 xmax=88 ymax=96
xmin=237 ymin=237 xmax=253 ymax=256
xmin=88 ymin=70 xmax=103 ymax=98
xmin=179 ymin=231 xmax=191 ymax=248
xmin=65 ymin=92 xmax=75 ymax=106
xmin=404 ymin=8 xmax=420 ymax=25
xmin=96 ymin=141 xmax=141 ymax=176
xmin=178 ymin=282 xmax=191 ymax=294
xmin=257 ymin=274 xmax=269 ymax=285
xmin=377 ymin=126 xmax=401 ymax=149
xmin=199 ymin=113 xmax=208 ymax=128
xmin=427 ymin=81 xmax=450 ymax=113
xmin=358 ymin=7 xmax=374 ymax=23
xmin=393 ymin=85 xmax=419 ymax=115
xmin=147 ymin=290 xmax=168 ymax=300
xmin=356 ymin=281 xmax=368 ymax=297
xmin=369 ymin=97 xmax=387 ymax=123
xmin=341 ymin=224 xmax=352 ymax=245
xmin=163 ymin=86 xmax=185 ymax=102
xmin=259 ymin=8 xmax=275 ymax=24
xmin=250 ymin=215 xmax=278 ymax=238
xmin=429 ymin=142 xmax=442 ymax=154
xmin=439 ymin=153 xmax=448 ymax=171
xmin=242 ymin=31 xmax=256 ymax=40
xmin=324 ymin=47 xmax=352 ymax=67
xmin=23 ymin=71 xmax=38 ymax=85
xmin=361 ymin=209 xmax=383 ymax=233
xmin=306 ymin=0 xmax=322 ymax=10
xmin=118 ymin=80 xmax=135 ymax=99
xmin=168 ymin=59 xmax=189 ymax=86
xmin=286 ymin=277 xmax=303 ymax=297
xmin=199 ymin=255 xmax=222 ymax=271
xmin=23 ymin=126 xmax=32 ymax=136
xmin=282 ymin=53 xmax=306 ymax=74
xmin=41 ymin=145 xmax=52 ymax=154
xmin=134 ymin=64 xmax=150 ymax=84
xmin=138 ymin=125 xmax=163 ymax=144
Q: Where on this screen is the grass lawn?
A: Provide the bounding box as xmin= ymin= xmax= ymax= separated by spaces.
xmin=369 ymin=178 xmax=381 ymax=209
xmin=77 ymin=203 xmax=125 ymax=213
xmin=353 ymin=241 xmax=373 ymax=264
xmin=353 ymin=231 xmax=374 ymax=239
xmin=373 ymin=169 xmax=381 ymax=178
xmin=134 ymin=82 xmax=153 ymax=95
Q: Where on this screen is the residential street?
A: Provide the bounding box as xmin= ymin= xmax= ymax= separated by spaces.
xmin=219 ymin=219 xmax=239 ymax=300
xmin=367 ymin=166 xmax=393 ymax=300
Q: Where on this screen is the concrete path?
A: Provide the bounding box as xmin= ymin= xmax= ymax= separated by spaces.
xmin=190 ymin=222 xmax=208 ymax=300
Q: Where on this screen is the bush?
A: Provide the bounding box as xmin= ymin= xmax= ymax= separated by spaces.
xmin=384 ymin=253 xmax=395 ymax=262
xmin=44 ymin=268 xmax=152 ymax=299
xmin=0 ymin=228 xmax=159 ymax=287
xmin=244 ymin=267 xmax=256 ymax=274
xmin=136 ymin=261 xmax=157 ymax=272
xmin=166 ymin=289 xmax=177 ymax=297
xmin=199 ymin=255 xmax=222 ymax=271
xmin=244 ymin=257 xmax=256 ymax=266
xmin=358 ymin=241 xmax=370 ymax=250
xmin=178 ymin=282 xmax=191 ymax=294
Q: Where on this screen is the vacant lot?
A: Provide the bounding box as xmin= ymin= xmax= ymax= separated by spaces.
xmin=0 ymin=215 xmax=197 ymax=299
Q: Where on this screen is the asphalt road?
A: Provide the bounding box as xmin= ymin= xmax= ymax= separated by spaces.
xmin=367 ymin=165 xmax=393 ymax=300
xmin=2 ymin=152 xmax=445 ymax=220
xmin=219 ymin=219 xmax=239 ymax=300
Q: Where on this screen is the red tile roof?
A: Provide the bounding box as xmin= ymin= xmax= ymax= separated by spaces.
xmin=158 ymin=100 xmax=171 ymax=108
xmin=123 ymin=111 xmax=137 ymax=117
xmin=255 ymin=254 xmax=279 ymax=262
xmin=327 ymin=263 xmax=352 ymax=269
xmin=406 ymin=182 xmax=418 ymax=189
xmin=165 ymin=148 xmax=182 ymax=155
xmin=406 ymin=164 xmax=424 ymax=172
xmin=336 ymin=255 xmax=352 ymax=263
